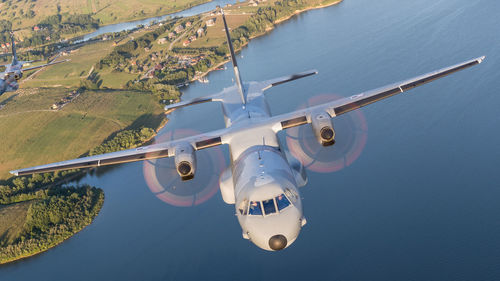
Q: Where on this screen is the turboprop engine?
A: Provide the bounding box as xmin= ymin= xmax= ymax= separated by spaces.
xmin=311 ymin=111 xmax=335 ymax=146
xmin=174 ymin=143 xmax=196 ymax=181
xmin=13 ymin=70 xmax=22 ymax=80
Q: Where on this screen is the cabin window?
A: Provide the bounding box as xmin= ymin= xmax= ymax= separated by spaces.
xmin=276 ymin=194 xmax=291 ymax=211
xmin=262 ymin=198 xmax=277 ymax=215
xmin=249 ymin=201 xmax=263 ymax=216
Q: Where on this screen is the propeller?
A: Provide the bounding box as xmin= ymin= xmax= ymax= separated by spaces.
xmin=142 ymin=129 xmax=227 ymax=207
xmin=284 ymin=94 xmax=368 ymax=173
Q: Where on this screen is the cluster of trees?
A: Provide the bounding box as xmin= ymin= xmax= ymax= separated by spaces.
xmin=20 ymin=13 xmax=100 ymax=47
xmin=0 ymin=185 xmax=104 ymax=264
xmin=89 ymin=127 xmax=155 ymax=156
xmin=126 ymin=78 xmax=182 ymax=102
xmin=0 ymin=20 xmax=12 ymax=44
xmin=0 ymin=170 xmax=81 ymax=205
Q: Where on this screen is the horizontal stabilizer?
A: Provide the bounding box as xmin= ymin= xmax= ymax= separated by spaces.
xmin=262 ymin=69 xmax=318 ymax=91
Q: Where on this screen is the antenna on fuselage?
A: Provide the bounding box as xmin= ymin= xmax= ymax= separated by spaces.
xmin=220 ymin=8 xmax=246 ymax=105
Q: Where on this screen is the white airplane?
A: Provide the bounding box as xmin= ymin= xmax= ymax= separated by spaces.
xmin=0 ymin=33 xmax=68 ymax=96
xmin=11 ymin=10 xmax=484 ymax=251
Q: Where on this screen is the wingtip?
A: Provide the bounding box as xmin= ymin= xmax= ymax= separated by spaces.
xmin=10 ymin=170 xmax=19 ymax=176
xmin=478 ymin=56 xmax=486 ymax=63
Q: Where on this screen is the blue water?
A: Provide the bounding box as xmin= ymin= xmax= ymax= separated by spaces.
xmin=2 ymin=0 xmax=500 ymax=280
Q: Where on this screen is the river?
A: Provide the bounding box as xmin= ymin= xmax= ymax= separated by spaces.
xmin=2 ymin=0 xmax=500 ymax=280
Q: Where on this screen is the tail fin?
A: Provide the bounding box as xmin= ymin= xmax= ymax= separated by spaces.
xmin=221 ymin=9 xmax=246 ymax=105
xmin=10 ymin=32 xmax=17 ymax=65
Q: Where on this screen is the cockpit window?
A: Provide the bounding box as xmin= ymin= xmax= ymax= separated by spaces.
xmin=276 ymin=194 xmax=291 ymax=211
xmin=249 ymin=201 xmax=263 ymax=216
xmin=262 ymin=199 xmax=276 ymax=215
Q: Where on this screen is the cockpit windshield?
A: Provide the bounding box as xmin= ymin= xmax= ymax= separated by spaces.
xmin=246 ymin=193 xmax=292 ymax=216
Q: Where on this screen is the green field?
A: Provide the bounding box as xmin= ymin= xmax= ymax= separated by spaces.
xmin=22 ymin=40 xmax=137 ymax=89
xmin=0 ymin=201 xmax=33 ymax=246
xmin=0 ymin=88 xmax=164 ymax=179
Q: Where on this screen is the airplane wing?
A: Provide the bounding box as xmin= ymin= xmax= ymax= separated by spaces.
xmin=10 ymin=129 xmax=227 ymax=176
xmin=10 ymin=56 xmax=484 ymax=176
xmin=21 ymin=59 xmax=69 ymax=72
xmin=268 ymin=56 xmax=485 ymax=130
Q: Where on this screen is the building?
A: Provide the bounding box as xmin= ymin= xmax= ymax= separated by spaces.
xmin=206 ymin=18 xmax=216 ymax=27
xmin=174 ymin=25 xmax=184 ymax=34
xmin=157 ymin=38 xmax=167 ymax=44
xmin=197 ymin=28 xmax=204 ymax=37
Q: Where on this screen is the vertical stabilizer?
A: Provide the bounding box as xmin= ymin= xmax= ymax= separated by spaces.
xmin=221 ymin=9 xmax=246 ymax=105
xmin=10 ymin=33 xmax=17 ymax=65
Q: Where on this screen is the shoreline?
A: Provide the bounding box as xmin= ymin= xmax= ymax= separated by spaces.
xmin=193 ymin=0 xmax=343 ymax=81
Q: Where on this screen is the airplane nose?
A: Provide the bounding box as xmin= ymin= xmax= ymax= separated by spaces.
xmin=269 ymin=235 xmax=287 ymax=251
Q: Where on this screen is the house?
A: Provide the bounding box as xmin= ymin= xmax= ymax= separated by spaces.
xmin=196 ymin=28 xmax=204 ymax=37
xmin=33 ymin=26 xmax=40 ymax=31
xmin=174 ymin=25 xmax=184 ymax=34
xmin=168 ymin=32 xmax=175 ymax=39
xmin=206 ymin=18 xmax=215 ymax=26
xmin=183 ymin=40 xmax=190 ymax=46
xmin=185 ymin=21 xmax=192 ymax=27
xmin=157 ymin=38 xmax=167 ymax=44
xmin=189 ymin=35 xmax=197 ymax=41
xmin=1 ymin=44 xmax=5 ymax=49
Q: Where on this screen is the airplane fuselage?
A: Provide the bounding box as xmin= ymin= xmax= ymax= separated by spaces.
xmin=218 ymin=82 xmax=306 ymax=251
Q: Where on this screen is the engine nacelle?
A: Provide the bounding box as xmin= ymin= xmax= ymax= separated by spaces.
xmin=14 ymin=71 xmax=22 ymax=80
xmin=311 ymin=111 xmax=335 ymax=146
xmin=174 ymin=143 xmax=196 ymax=181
